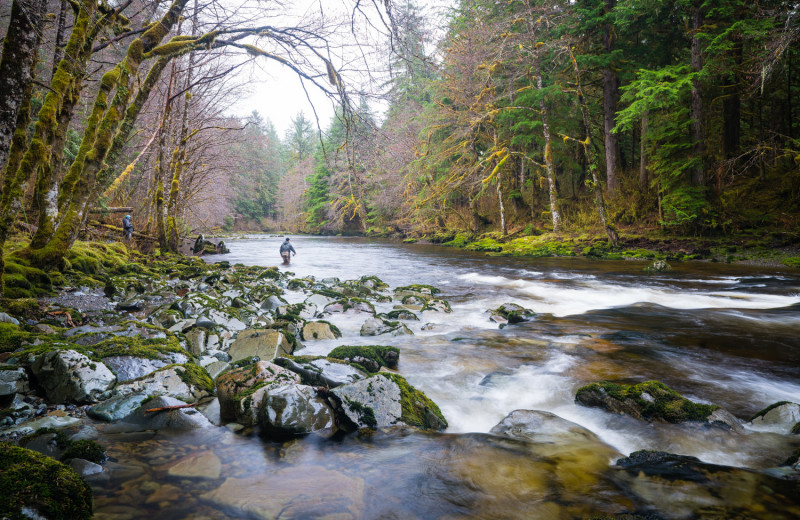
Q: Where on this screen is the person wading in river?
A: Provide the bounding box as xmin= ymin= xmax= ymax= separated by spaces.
xmin=280 ymin=237 xmax=296 ymax=264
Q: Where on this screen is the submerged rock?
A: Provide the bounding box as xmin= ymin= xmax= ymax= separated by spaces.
xmin=490 ymin=409 xmax=614 ymax=448
xmin=31 ymin=350 xmax=116 ymax=404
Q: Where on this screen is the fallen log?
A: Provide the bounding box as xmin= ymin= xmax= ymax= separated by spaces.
xmin=144 ymin=403 xmax=197 ymax=414
xmin=89 ymin=207 xmax=133 ymax=214
xmin=97 ymin=223 xmax=158 ymax=241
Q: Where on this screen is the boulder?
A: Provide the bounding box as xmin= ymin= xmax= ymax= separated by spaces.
xmin=274 ymin=357 xmax=367 ymax=388
xmin=115 ymin=396 xmax=213 ymax=430
xmin=103 ymin=352 xmax=189 ymax=382
xmin=260 ymin=295 xmax=286 ymax=312
xmin=112 ymin=364 xmax=213 ymax=404
xmin=215 ymin=361 xmax=300 ymax=423
xmin=185 ymin=328 xmax=207 ymax=356
xmin=305 ymin=293 xmax=335 ymax=308
xmin=327 ymin=345 xmax=400 ymax=373
xmin=301 ymin=321 xmax=341 ymax=341
xmin=421 ymin=299 xmax=452 ymax=313
xmin=0 ymin=365 xmax=29 ymax=397
xmin=359 ymin=317 xmax=413 ymax=337
xmin=87 ymin=393 xmax=150 ymax=422
xmin=575 ymin=380 xmax=741 ymax=430
xmin=228 ymin=329 xmax=293 ymax=363
xmin=747 ymin=401 xmax=800 ymax=434
xmin=258 ymin=383 xmax=335 ymax=438
xmin=490 ymin=409 xmax=610 ymax=446
xmin=329 ymin=373 xmax=447 ymax=431
xmin=323 ymin=298 xmax=375 ymax=315
xmin=489 ymin=303 xmax=535 ymax=325
xmin=31 ymin=350 xmax=116 ymax=404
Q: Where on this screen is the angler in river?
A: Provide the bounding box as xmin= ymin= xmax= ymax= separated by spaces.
xmin=279 ymin=237 xmax=296 ymax=264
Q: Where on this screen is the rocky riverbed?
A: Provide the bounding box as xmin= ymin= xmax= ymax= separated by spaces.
xmin=1 ymin=253 xmax=799 ymax=519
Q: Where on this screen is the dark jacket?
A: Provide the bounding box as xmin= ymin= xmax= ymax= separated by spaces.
xmin=122 ymin=216 xmax=133 ymax=231
xmin=279 ymin=240 xmax=296 ymax=254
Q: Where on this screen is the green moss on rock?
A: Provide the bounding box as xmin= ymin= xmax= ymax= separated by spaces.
xmin=575 ymin=380 xmax=719 ymax=424
xmin=174 ymin=363 xmax=215 ymax=394
xmin=379 ymin=373 xmax=447 ymax=430
xmin=0 ymin=442 xmax=93 ymax=520
xmin=59 ymin=439 xmax=106 ymax=464
xmin=748 ymin=401 xmax=791 ymax=422
xmin=328 ymin=345 xmax=400 ymax=371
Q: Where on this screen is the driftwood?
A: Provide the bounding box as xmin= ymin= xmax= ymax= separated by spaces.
xmin=89 ymin=207 xmax=133 ymax=214
xmin=144 ymin=403 xmax=197 ymax=414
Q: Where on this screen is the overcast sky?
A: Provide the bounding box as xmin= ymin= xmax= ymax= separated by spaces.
xmin=227 ymin=0 xmax=453 ymax=138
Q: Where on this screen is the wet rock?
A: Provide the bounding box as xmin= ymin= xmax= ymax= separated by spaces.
xmin=747 ymin=401 xmax=800 ymax=434
xmin=489 ymin=303 xmax=535 ymax=325
xmin=305 ymin=293 xmax=335 ymax=308
xmin=69 ymin=458 xmax=105 ymax=478
xmin=117 ymin=299 xmax=145 ymax=312
xmin=380 ymin=309 xmax=419 ymax=321
xmin=329 ymin=373 xmax=447 ymax=431
xmin=644 ymin=260 xmax=671 ymax=273
xmin=0 ymin=312 xmax=20 ymax=325
xmin=87 ymin=392 xmax=149 ymax=422
xmin=422 ymin=299 xmax=452 ymax=313
xmin=112 ymin=364 xmax=212 ymax=404
xmin=327 ymin=345 xmax=400 ymax=372
xmin=167 ymin=451 xmax=221 ymax=479
xmin=490 ymin=409 xmax=616 ymax=449
xmin=228 ymin=329 xmax=293 ymax=363
xmin=19 ymin=431 xmax=65 ymax=459
xmin=323 ymin=298 xmax=375 ymax=315
xmin=31 ymin=350 xmax=116 ymax=404
xmin=115 ymin=396 xmax=213 ymax=431
xmin=359 ymin=317 xmax=413 ymax=337
xmin=258 ymin=383 xmax=335 ymax=438
xmin=216 ymin=361 xmax=300 ymax=423
xmin=103 ymin=353 xmax=188 ymax=383
xmin=274 ymin=357 xmax=367 ymax=388
xmin=330 ymin=375 xmax=402 ymax=429
xmin=0 ymin=365 xmax=29 ymax=397
xmin=2 ymin=414 xmax=82 ymax=436
xmin=204 ymin=361 xmax=229 ymax=380
xmin=301 ymin=321 xmax=340 ymax=340
xmin=277 ymin=303 xmax=317 ymax=321
xmin=199 ymin=466 xmax=364 ymax=520
xmin=575 ymin=380 xmax=740 ymax=429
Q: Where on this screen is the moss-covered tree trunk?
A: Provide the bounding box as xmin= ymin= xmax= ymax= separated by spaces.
xmin=0 ymin=0 xmax=45 ymax=173
xmin=532 ymin=49 xmax=561 ymax=233
xmin=27 ymin=0 xmax=191 ymax=269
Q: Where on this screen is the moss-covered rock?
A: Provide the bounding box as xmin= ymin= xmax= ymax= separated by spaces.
xmin=327 ymin=345 xmax=400 ymax=373
xmin=575 ymin=380 xmax=722 ymax=424
xmin=379 ymin=372 xmax=447 ymax=431
xmin=490 ymin=303 xmax=535 ymax=325
xmin=59 ymin=439 xmax=106 ymax=465
xmin=0 ymin=442 xmax=93 ymax=520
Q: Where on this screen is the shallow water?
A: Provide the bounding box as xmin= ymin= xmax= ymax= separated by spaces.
xmin=91 ymin=236 xmax=800 ymax=519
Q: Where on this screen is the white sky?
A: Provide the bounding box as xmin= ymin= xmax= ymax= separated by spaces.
xmin=227 ymin=0 xmax=454 ymax=137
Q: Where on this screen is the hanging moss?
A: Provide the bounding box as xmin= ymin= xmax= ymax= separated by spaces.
xmin=0 ymin=442 xmax=93 ymax=520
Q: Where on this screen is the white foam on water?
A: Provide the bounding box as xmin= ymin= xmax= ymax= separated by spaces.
xmin=458 ymin=272 xmax=799 ymax=316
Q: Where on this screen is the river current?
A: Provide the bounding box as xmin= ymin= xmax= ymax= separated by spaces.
xmin=92 ymin=236 xmax=800 ymax=519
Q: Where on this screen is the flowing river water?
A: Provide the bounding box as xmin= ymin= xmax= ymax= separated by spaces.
xmin=91 ymin=236 xmax=800 ymax=519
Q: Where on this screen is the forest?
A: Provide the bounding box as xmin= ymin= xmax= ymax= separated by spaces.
xmin=1 ymin=0 xmax=799 ymax=276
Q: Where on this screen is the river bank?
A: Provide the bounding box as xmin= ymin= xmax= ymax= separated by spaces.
xmin=1 ymin=238 xmax=799 ymax=518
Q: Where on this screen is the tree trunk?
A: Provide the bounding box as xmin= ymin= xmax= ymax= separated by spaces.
xmin=639 ymin=111 xmax=649 ymax=188
xmin=568 ymin=47 xmax=618 ymax=246
xmin=602 ymin=0 xmax=620 ymax=195
xmin=533 ymin=50 xmax=560 ymax=232
xmin=690 ymin=0 xmax=705 ymax=186
xmin=0 ymin=0 xmax=46 ymax=173
xmin=497 ymin=182 xmax=507 ymax=235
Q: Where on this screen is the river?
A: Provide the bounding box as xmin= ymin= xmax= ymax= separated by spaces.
xmin=92 ymin=236 xmax=800 ymax=519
